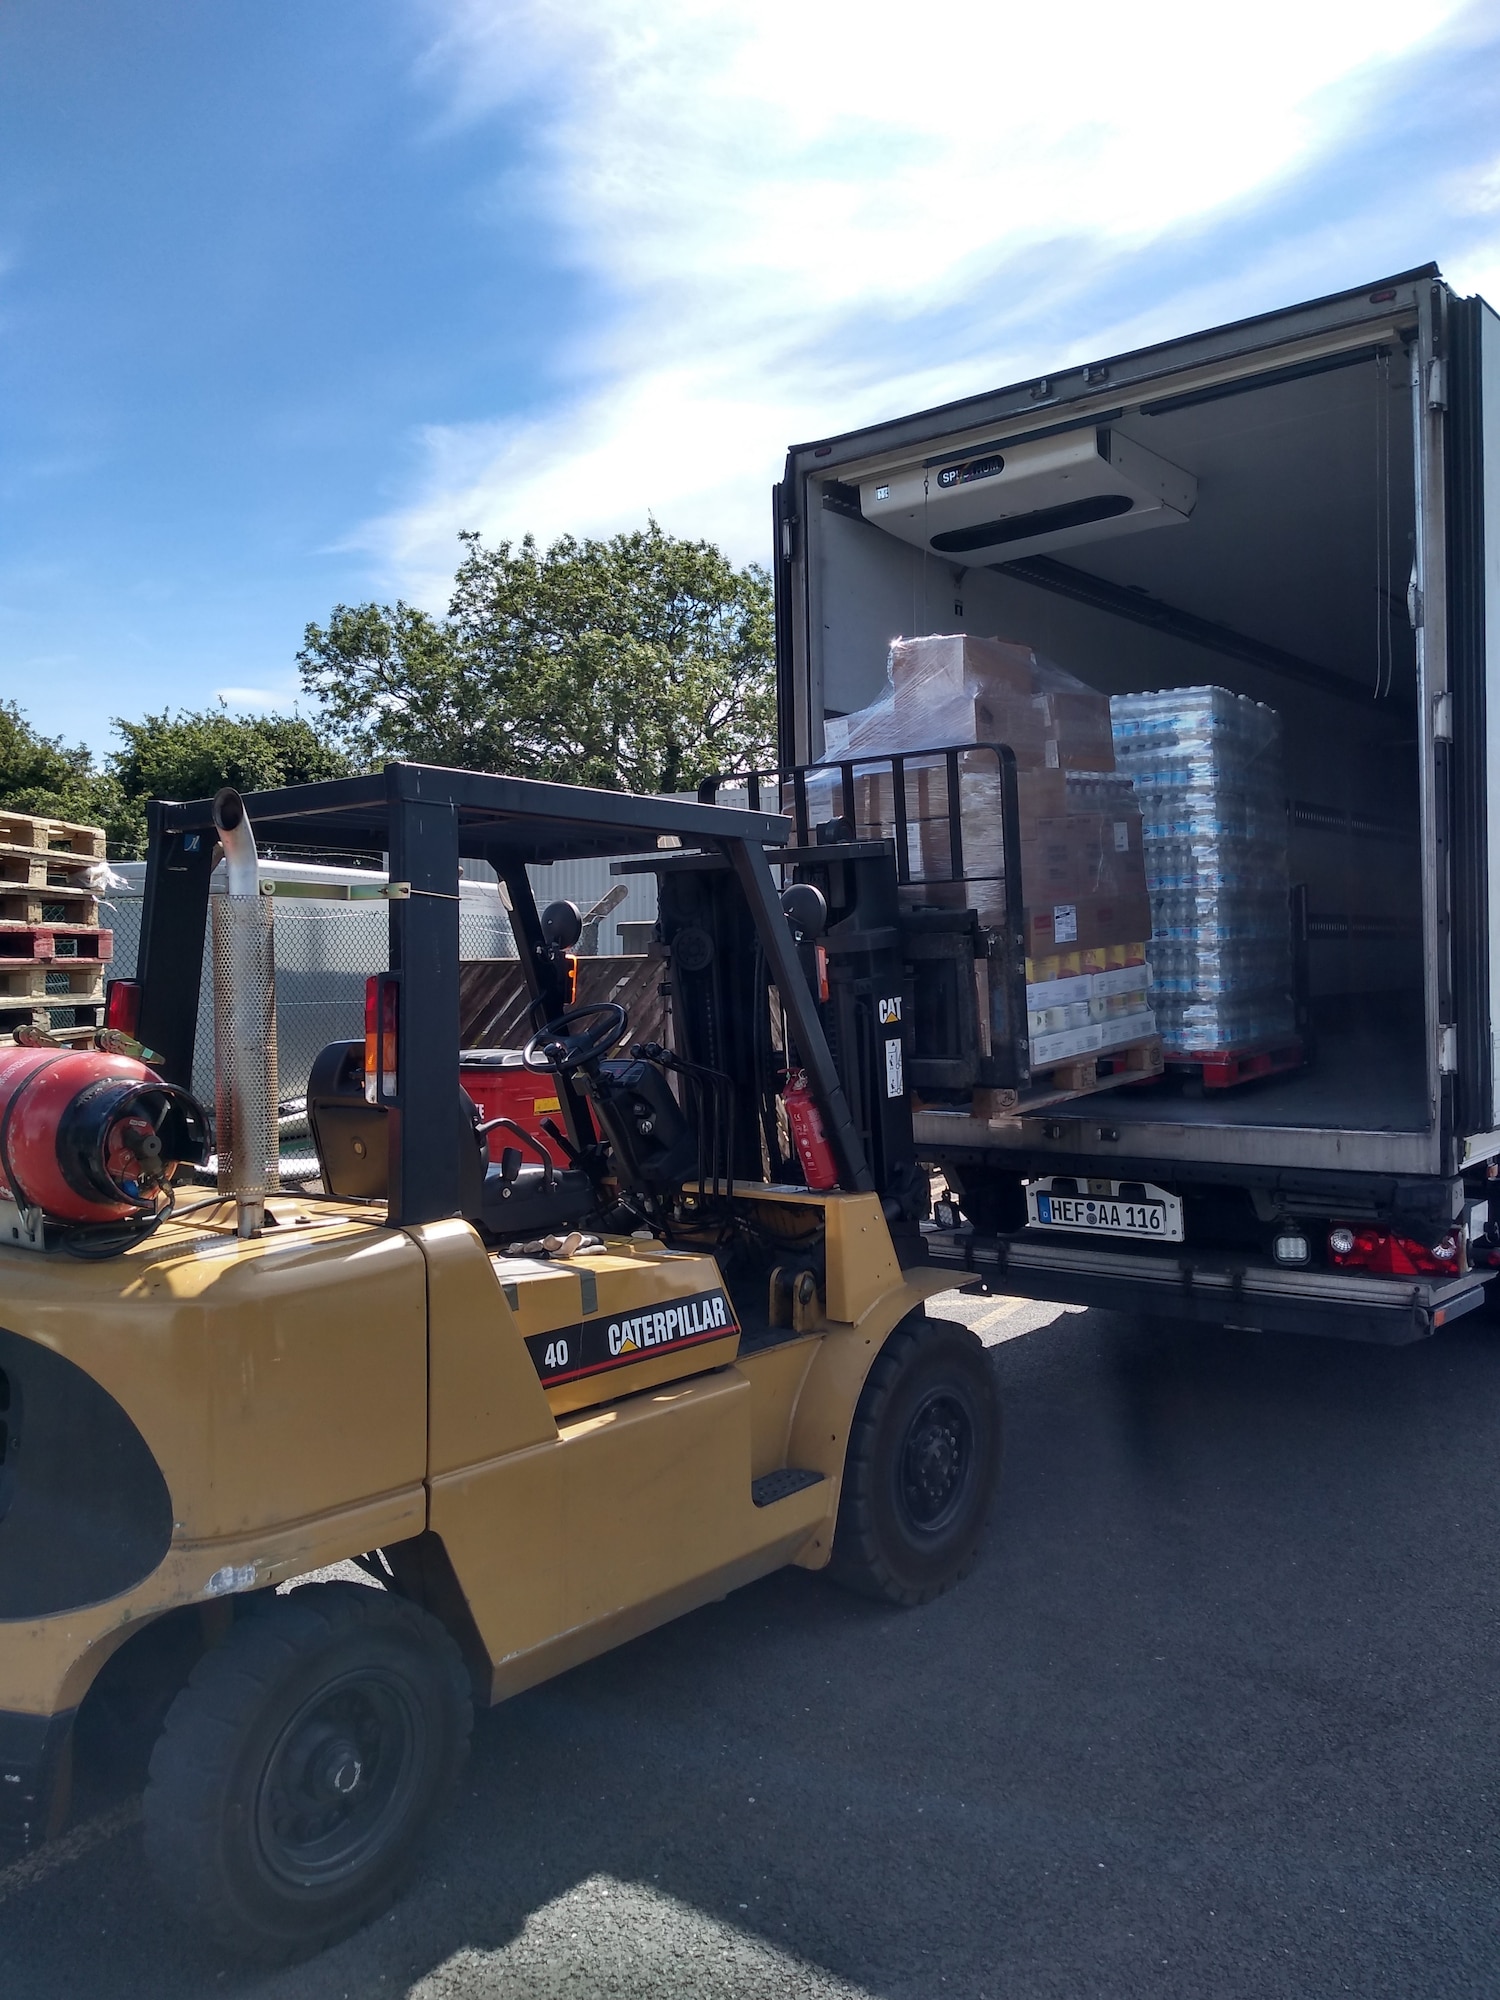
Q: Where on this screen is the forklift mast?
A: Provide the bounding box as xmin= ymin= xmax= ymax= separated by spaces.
xmin=648 ymin=837 xmax=927 ymax=1226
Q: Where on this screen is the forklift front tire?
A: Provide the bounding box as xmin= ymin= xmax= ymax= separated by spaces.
xmin=829 ymin=1316 xmax=1001 ymax=1608
xmin=143 ymin=1582 xmax=472 ymax=1962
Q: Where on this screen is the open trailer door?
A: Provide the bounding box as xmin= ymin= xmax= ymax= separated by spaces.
xmin=1448 ymin=290 xmax=1500 ymax=1144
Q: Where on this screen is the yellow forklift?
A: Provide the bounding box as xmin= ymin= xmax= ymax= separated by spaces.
xmin=0 ymin=765 xmax=999 ymax=1960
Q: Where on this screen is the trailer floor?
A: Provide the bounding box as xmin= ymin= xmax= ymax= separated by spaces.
xmin=1098 ymin=1021 xmax=1428 ymax=1133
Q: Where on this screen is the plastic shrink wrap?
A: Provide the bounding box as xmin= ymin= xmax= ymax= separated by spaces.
xmin=811 ymin=636 xmax=1156 ymax=1070
xmin=1109 ymin=687 xmax=1295 ymax=1055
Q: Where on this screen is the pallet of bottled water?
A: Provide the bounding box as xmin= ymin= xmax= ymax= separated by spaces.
xmin=1110 ymin=688 xmax=1295 ymax=1058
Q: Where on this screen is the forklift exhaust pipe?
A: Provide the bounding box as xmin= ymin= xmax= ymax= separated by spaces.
xmin=211 ymin=788 xmax=278 ymax=1237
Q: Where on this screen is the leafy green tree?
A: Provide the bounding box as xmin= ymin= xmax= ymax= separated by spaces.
xmin=299 ymin=521 xmax=777 ymax=794
xmin=0 ymin=700 xmax=129 ymax=848
xmin=99 ymin=707 xmax=349 ymax=857
xmin=110 ymin=707 xmax=349 ymax=854
xmin=0 ymin=702 xmax=349 ymax=857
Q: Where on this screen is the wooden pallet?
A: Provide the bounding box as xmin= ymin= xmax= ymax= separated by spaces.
xmin=0 ymin=853 xmax=109 ymax=890
xmin=0 ymin=963 xmax=106 ymax=1002
xmin=0 ymin=922 xmax=113 ymax=963
xmin=972 ymin=1033 xmax=1164 ymax=1121
xmin=0 ymin=886 xmax=101 ymax=928
xmin=0 ymin=815 xmax=113 ymax=1046
xmin=0 ymin=998 xmax=106 ymax=1042
xmin=1164 ymin=1036 xmax=1304 ymax=1089
xmin=0 ymin=811 xmax=106 ymax=859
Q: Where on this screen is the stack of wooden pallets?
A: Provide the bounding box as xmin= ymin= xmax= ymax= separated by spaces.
xmin=0 ymin=810 xmax=113 ymax=1045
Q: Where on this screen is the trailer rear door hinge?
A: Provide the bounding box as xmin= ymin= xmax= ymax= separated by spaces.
xmin=1427 ymin=358 xmax=1447 ymax=411
xmin=1408 ymin=566 xmax=1423 ymax=630
xmin=1433 ymin=690 xmax=1453 ymax=742
xmin=1439 ymin=1023 xmax=1458 ymax=1074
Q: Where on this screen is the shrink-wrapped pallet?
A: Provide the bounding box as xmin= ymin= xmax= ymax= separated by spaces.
xmin=813 ymin=636 xmax=1156 ymax=1074
xmin=819 ymin=636 xmax=1148 ymax=955
xmin=1109 ymin=687 xmax=1294 ymax=1055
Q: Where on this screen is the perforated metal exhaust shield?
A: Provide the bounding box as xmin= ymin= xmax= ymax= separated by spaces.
xmin=212 ymin=893 xmax=279 ymax=1205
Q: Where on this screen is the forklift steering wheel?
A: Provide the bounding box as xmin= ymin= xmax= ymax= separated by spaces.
xmin=521 ymin=1001 xmax=628 ymax=1075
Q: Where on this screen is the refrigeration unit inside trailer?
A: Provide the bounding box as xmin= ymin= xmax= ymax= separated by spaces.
xmin=859 ymin=426 xmax=1197 ymax=564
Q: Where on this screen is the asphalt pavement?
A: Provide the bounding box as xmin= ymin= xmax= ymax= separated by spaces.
xmin=5 ymin=1293 xmax=1500 ymax=1999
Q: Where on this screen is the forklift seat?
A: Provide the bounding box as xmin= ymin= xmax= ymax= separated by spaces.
xmin=305 ymin=1042 xmax=594 ymax=1238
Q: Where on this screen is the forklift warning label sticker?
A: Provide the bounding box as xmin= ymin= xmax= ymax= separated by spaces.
xmin=525 ymin=1288 xmax=740 ymax=1388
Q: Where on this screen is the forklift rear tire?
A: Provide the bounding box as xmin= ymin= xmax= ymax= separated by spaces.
xmin=829 ymin=1316 xmax=1001 ymax=1608
xmin=143 ymin=1582 xmax=472 ymax=1962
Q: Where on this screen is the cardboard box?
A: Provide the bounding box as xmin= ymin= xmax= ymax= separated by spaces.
xmin=1025 ymin=942 xmax=1148 ymax=984
xmin=889 ymin=633 xmax=1040 ymax=703
xmin=1029 ymin=1008 xmax=1157 ymax=1067
xmin=1023 ymin=890 xmax=1154 ymax=958
xmin=888 ymin=635 xmax=1116 ymax=774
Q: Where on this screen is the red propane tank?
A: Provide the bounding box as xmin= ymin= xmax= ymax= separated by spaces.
xmin=0 ymin=1045 xmax=207 ymax=1225
xmin=783 ymin=1069 xmax=839 ymax=1191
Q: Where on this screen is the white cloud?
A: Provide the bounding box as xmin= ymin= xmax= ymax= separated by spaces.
xmin=213 ymin=685 xmax=304 ymax=712
xmin=360 ymin=0 xmax=1488 ymax=598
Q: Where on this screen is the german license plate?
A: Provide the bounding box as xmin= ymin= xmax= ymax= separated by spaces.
xmin=1025 ymin=1178 xmax=1184 ymax=1243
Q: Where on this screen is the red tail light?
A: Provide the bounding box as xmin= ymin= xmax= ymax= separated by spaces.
xmin=364 ymin=975 xmax=398 ymax=1104
xmin=104 ymin=978 xmax=142 ymax=1035
xmin=1328 ymin=1224 xmax=1462 ymax=1276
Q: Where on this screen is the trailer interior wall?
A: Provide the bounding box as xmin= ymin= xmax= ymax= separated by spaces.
xmin=805 ymin=341 xmax=1430 ymax=1154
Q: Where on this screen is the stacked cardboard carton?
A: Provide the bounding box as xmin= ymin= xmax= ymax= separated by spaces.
xmin=819 ymin=636 xmax=1156 ymax=1082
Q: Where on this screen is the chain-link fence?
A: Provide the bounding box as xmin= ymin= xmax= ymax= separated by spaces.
xmin=107 ymin=863 xmax=515 ymax=1106
xmin=106 ymin=853 xmax=658 ymax=1106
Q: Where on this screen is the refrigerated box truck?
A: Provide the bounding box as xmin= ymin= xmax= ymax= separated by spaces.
xmin=764 ymin=264 xmax=1500 ymax=1343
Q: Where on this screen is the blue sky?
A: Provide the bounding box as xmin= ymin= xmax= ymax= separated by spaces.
xmin=3 ymin=0 xmax=1499 ymax=759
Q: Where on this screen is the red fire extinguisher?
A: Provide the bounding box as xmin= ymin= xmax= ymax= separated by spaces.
xmin=783 ymin=1069 xmax=839 ymax=1191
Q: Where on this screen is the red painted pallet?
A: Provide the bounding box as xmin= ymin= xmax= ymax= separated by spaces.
xmin=0 ymin=922 xmax=113 ymax=963
xmin=1165 ymin=1037 xmax=1305 ymax=1089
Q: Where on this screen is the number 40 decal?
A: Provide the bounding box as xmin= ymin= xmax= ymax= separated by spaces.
xmin=543 ymin=1339 xmax=570 ymax=1370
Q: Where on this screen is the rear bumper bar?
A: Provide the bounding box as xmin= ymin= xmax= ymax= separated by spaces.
xmin=0 ymin=1709 xmax=73 ymax=1850
xmin=921 ymin=1230 xmax=1487 ymax=1343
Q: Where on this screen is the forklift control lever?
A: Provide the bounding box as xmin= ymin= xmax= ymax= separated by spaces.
xmin=473 ymin=1114 xmax=557 ymax=1187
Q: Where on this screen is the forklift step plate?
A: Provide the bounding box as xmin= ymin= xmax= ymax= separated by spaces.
xmin=751 ymin=1467 xmax=825 ymax=1508
xmin=1025 ymin=1177 xmax=1185 ymax=1244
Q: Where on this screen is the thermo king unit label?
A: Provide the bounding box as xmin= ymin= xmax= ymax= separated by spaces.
xmin=524 ymin=1288 xmax=740 ymax=1389
xmin=1113 ymin=821 xmax=1130 ymax=851
xmin=1052 ymin=903 xmax=1078 ymax=944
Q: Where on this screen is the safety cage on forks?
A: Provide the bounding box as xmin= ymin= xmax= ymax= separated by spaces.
xmin=699 ymin=742 xmax=1034 ymax=1100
